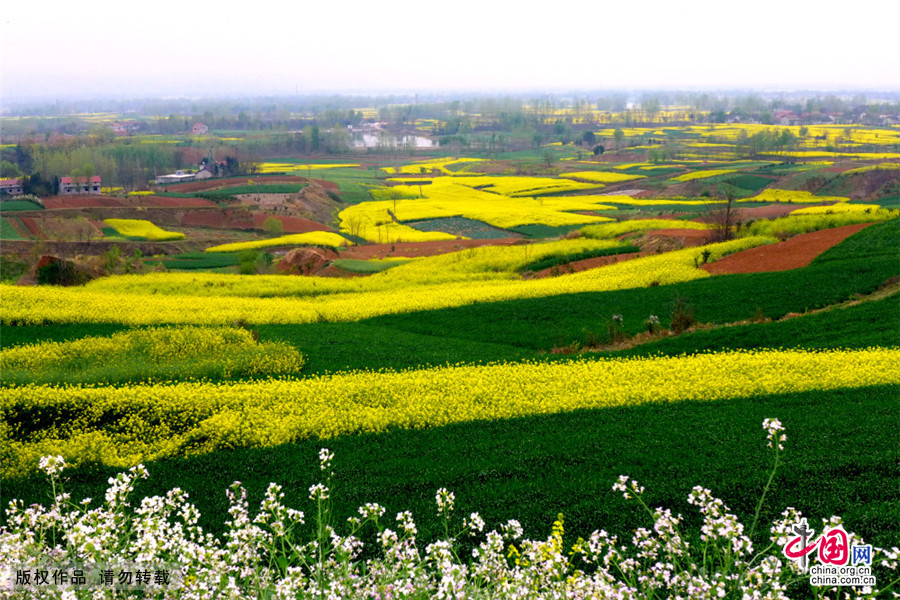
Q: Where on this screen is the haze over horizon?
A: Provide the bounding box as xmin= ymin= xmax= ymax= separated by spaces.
xmin=2 ymin=0 xmax=899 ymax=102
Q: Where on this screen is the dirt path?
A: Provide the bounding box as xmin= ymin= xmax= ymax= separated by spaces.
xmin=701 ymin=223 xmax=875 ymax=274
xmin=565 ymin=279 xmax=900 ymax=355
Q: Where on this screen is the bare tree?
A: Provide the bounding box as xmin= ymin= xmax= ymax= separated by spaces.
xmin=707 ymin=195 xmax=740 ymax=242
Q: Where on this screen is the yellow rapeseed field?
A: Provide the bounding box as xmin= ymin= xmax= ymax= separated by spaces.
xmin=561 ymin=171 xmax=646 ymax=184
xmin=205 ymin=231 xmax=352 ymax=252
xmin=672 ymin=169 xmax=737 ymax=182
xmin=586 ymin=197 xmax=723 ymax=206
xmin=789 ymin=203 xmax=884 ymax=215
xmin=103 ymin=219 xmax=185 ymax=241
xmin=0 ymin=238 xmax=771 ymax=326
xmin=1 ymin=326 xmax=305 ymax=382
xmin=740 ymin=189 xmax=849 ymax=204
xmin=338 ymin=177 xmax=616 ymax=243
xmin=3 ymin=348 xmax=896 ymax=477
xmin=452 ymin=175 xmax=601 ymax=197
xmin=258 ymin=162 xmax=360 ymax=173
xmin=840 ymin=162 xmax=900 ymax=175
xmin=381 ymin=157 xmax=484 ymax=175
xmin=581 ymin=219 xmax=710 ymax=239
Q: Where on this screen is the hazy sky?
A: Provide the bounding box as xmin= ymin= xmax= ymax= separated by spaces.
xmin=2 ymin=0 xmax=898 ymax=100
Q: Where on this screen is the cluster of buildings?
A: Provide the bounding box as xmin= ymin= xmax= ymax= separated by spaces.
xmin=0 ymin=176 xmax=103 ymax=197
xmin=155 ymin=157 xmax=227 ymax=185
xmin=0 ymin=122 xmax=221 ymax=198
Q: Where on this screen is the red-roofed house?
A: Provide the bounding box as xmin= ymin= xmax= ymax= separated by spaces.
xmin=774 ymin=111 xmax=800 ymax=126
xmin=0 ymin=178 xmax=24 ymax=196
xmin=60 ymin=176 xmax=102 ymax=195
xmin=192 ymin=123 xmax=209 ymax=135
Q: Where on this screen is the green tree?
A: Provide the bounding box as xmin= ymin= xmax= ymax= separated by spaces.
xmin=642 ymin=97 xmax=661 ymax=123
xmin=263 ymin=217 xmax=284 ymax=236
xmin=613 ymin=129 xmax=625 ymax=149
xmin=542 ymin=150 xmax=556 ymax=168
xmin=0 ymin=160 xmax=23 ymax=178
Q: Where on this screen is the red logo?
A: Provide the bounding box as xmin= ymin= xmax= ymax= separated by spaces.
xmin=784 ymin=525 xmax=850 ymax=567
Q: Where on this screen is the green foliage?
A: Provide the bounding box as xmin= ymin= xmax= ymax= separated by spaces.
xmin=297 ymin=167 xmax=384 ymax=204
xmin=4 ymin=385 xmax=897 ymax=548
xmin=263 ymin=217 xmax=284 ymax=236
xmin=204 ymin=184 xmax=306 ymax=196
xmin=723 ymin=174 xmax=773 ymax=192
xmin=405 ymin=217 xmax=515 ymax=240
xmin=357 ymin=223 xmax=897 ymax=355
xmin=0 ymin=200 xmax=44 ymax=212
xmin=0 ymin=217 xmax=24 ymax=240
xmin=740 ymin=210 xmax=897 ymax=238
xmin=777 ymin=169 xmax=839 ymax=192
xmin=101 ymin=246 xmax=123 ymax=271
xmin=331 ymin=258 xmax=413 ymax=274
xmin=145 ymin=252 xmax=242 ymax=271
xmin=864 ymin=194 xmax=900 ymax=209
xmin=0 ymin=160 xmax=24 ymax=178
xmin=0 ymin=254 xmax=29 ymax=282
xmin=36 ymin=259 xmax=91 ymax=286
xmin=608 ymin=293 xmax=900 ymax=359
xmin=239 ymin=249 xmax=273 ymax=274
xmin=509 ymin=223 xmax=594 ymax=239
xmin=812 ymin=216 xmax=900 ymax=263
xmin=669 ymin=295 xmax=696 ymax=333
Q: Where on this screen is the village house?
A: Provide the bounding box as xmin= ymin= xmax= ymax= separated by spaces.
xmin=112 ymin=121 xmax=141 ymax=136
xmin=774 ymin=111 xmax=800 ymax=126
xmin=156 ymin=170 xmax=197 ymax=185
xmin=192 ymin=123 xmax=209 ymax=135
xmin=0 ymin=178 xmax=24 ymax=196
xmin=59 ymin=176 xmax=102 ymax=195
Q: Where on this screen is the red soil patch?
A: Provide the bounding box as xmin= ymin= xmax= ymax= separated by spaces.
xmin=251 ymin=214 xmax=330 ymax=233
xmin=180 ymin=210 xmax=255 ymax=229
xmin=18 ymin=217 xmax=45 ymax=239
xmin=338 ymin=238 xmax=523 ymax=260
xmin=141 ymin=196 xmax=218 ymax=208
xmin=530 ymin=252 xmax=642 ymax=278
xmin=643 ymin=228 xmax=710 ymax=247
xmin=41 ymin=195 xmax=217 ymax=209
xmin=43 ymin=196 xmax=129 ymax=209
xmin=733 ymin=204 xmax=807 ymax=220
xmin=701 ymin=223 xmax=874 ymax=274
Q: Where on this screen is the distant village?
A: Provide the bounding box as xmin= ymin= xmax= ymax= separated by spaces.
xmin=0 ymin=122 xmax=234 ymax=197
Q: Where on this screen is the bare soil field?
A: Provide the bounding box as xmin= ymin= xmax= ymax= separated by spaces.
xmin=642 ymin=228 xmax=711 ymax=247
xmin=733 ymin=204 xmax=803 ymax=220
xmin=530 ymin=252 xmax=642 ymax=278
xmin=43 ymin=196 xmax=217 ymax=209
xmin=43 ymin=196 xmax=130 ymax=209
xmin=701 ymin=223 xmax=874 ymax=274
xmin=179 ymin=210 xmax=256 ymax=229
xmin=251 ymin=213 xmax=330 ymax=233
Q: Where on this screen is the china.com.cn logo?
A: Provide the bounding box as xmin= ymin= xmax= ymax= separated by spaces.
xmin=783 ymin=518 xmax=876 ymax=588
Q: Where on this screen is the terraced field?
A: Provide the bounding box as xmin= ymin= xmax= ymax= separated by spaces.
xmin=2 ymin=125 xmax=899 ymax=599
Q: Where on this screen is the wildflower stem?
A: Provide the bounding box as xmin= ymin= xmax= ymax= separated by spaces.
xmin=749 ymin=444 xmax=779 ymax=541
